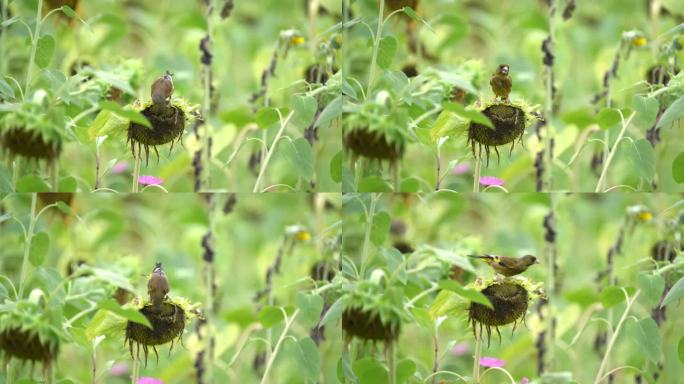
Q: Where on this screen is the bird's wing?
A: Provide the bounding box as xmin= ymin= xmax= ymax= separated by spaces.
xmin=495 ymin=256 xmax=517 ymax=268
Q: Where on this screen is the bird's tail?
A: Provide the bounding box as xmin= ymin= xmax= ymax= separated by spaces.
xmin=467 ymin=255 xmax=496 ymax=264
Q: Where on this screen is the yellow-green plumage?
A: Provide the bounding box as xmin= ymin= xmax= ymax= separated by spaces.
xmin=490 ymin=64 xmax=512 ymax=101
xmin=470 ymin=254 xmax=538 ymax=277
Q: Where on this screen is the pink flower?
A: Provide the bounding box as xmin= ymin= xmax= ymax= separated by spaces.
xmin=138 ymin=378 xmax=164 ymax=384
xmin=452 ymin=163 xmax=469 ymax=175
xmin=479 ymin=356 xmax=506 ymax=368
xmin=138 ymin=175 xmax=164 ymax=185
xmin=479 ymin=176 xmax=504 ymax=186
xmin=520 ymin=378 xmax=530 ymax=384
xmin=109 ymin=362 xmax=128 ymax=376
xmin=449 ymin=343 xmax=469 ymax=356
xmin=112 ymin=162 xmax=129 ymax=174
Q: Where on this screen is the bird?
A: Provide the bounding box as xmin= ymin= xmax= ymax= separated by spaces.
xmin=490 ymin=64 xmax=512 ymax=102
xmin=150 ymin=71 xmax=174 ymax=113
xmin=469 ymin=254 xmax=538 ymax=277
xmin=147 ymin=262 xmax=170 ymax=311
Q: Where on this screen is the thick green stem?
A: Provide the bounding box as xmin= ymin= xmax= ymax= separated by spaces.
xmin=388 ymin=341 xmax=397 ymax=384
xmin=593 ymin=290 xmax=640 ymax=384
xmin=259 ymin=309 xmax=300 ymax=384
xmin=131 ymin=152 xmax=141 ymax=192
xmin=1 ymin=0 xmax=7 ymax=76
xmin=472 ymin=150 xmax=482 ymax=192
xmin=18 ymin=193 xmax=37 ymax=299
xmin=25 ymin=0 xmax=44 ymax=97
xmin=367 ymin=0 xmax=385 ymax=97
xmin=253 ymin=110 xmax=296 ymax=192
xmin=472 ymin=326 xmax=483 ymax=384
xmin=594 ymin=112 xmax=636 ymax=192
xmin=131 ymin=345 xmax=140 ymax=384
xmin=359 ymin=193 xmax=379 ymax=278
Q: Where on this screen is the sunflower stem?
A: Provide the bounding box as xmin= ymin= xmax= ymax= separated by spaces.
xmin=388 ymin=341 xmax=397 ymax=384
xmin=472 ymin=152 xmax=482 ymax=193
xmin=472 ymin=326 xmax=483 ymax=384
xmin=252 ymin=110 xmax=296 ymax=192
xmin=360 ymin=193 xmax=379 ymax=278
xmin=131 ymin=345 xmax=140 ymax=384
xmin=131 ymin=152 xmax=141 ymax=192
xmin=367 ymin=0 xmax=385 ymax=97
xmin=17 ymin=193 xmax=37 ymax=299
xmin=24 ymin=0 xmax=43 ymax=97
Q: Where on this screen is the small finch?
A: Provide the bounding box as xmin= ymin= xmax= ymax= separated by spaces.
xmin=147 ymin=262 xmax=169 ymax=311
xmin=490 ymin=64 xmax=512 ymax=102
xmin=150 ymin=71 xmax=174 ymax=114
xmin=469 ymin=254 xmax=538 ymax=277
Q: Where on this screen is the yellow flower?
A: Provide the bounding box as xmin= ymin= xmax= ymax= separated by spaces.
xmin=637 ymin=211 xmax=653 ymax=222
xmin=632 ymin=36 xmax=648 ymax=47
xmin=295 ymin=230 xmax=311 ymax=242
xmin=291 ymin=36 xmax=305 ymax=46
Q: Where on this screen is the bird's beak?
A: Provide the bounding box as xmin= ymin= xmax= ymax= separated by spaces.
xmin=535 ymin=259 xmax=540 ymax=264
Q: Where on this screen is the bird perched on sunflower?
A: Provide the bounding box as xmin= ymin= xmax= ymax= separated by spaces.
xmin=469 ymin=254 xmax=538 ymax=277
xmin=490 ymin=64 xmax=512 ymax=102
xmin=147 ymin=262 xmax=170 ymax=312
xmin=150 ymin=71 xmax=174 ymax=114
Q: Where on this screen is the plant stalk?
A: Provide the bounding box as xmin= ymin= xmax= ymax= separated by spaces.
xmin=472 ymin=326 xmax=483 ymax=384
xmin=367 ymin=0 xmax=385 ymax=97
xmin=131 ymin=152 xmax=141 ymax=192
xmin=259 ymin=309 xmax=300 ymax=384
xmin=131 ymin=346 xmax=140 ymax=384
xmin=472 ymin=149 xmax=482 ymax=192
xmin=359 ymin=193 xmax=379 ymax=278
xmin=253 ymin=110 xmax=296 ymax=192
xmin=594 ymin=112 xmax=636 ymax=192
xmin=25 ymin=0 xmax=43 ymax=97
xmin=17 ymin=193 xmax=37 ymax=299
xmin=593 ymin=290 xmax=640 ymax=384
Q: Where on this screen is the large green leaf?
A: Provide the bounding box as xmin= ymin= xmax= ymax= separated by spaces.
xmin=657 ymin=96 xmax=684 ymax=129
xmin=295 ymin=292 xmax=324 ymax=327
xmin=353 ymin=357 xmax=388 ymax=384
xmin=443 ymin=102 xmax=494 ymax=129
xmin=29 ymin=232 xmax=50 ymax=266
xmin=625 ymin=138 xmax=655 ymax=181
xmin=628 ymin=318 xmax=661 ymax=363
xmin=637 ymin=273 xmax=665 ymax=307
xmin=438 ymin=280 xmax=493 ymax=309
xmin=291 ymin=95 xmax=317 ymax=128
xmin=631 ymin=95 xmax=659 ymax=128
xmin=283 ymin=137 xmax=314 ymax=181
xmin=672 ymin=151 xmax=684 ymax=184
xmin=290 ymin=337 xmax=320 ymax=379
xmin=100 ymin=101 xmax=151 ymax=128
xmin=35 ymin=35 xmax=55 ymax=69
xmin=377 ymin=36 xmax=398 ymax=69
xmin=661 ymin=276 xmax=684 ymax=307
xmin=97 ymin=299 xmax=152 ymax=329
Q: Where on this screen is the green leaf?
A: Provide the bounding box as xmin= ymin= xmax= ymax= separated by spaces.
xmin=353 ymin=357 xmax=388 ymax=384
xmin=377 ymin=36 xmax=398 ymax=69
xmin=678 ymin=336 xmax=684 ymax=363
xmin=443 ymin=102 xmax=494 ymax=129
xmin=370 ymin=211 xmax=391 ymax=246
xmin=597 ymin=108 xmax=621 ymax=130
xmin=58 ymin=176 xmax=78 ymax=192
xmin=631 ymin=95 xmax=659 ymax=128
xmin=600 ymin=286 xmax=626 ymax=308
xmin=399 ymin=177 xmax=421 ymax=192
xmin=320 ymin=297 xmax=344 ymax=327
xmin=396 ymin=359 xmax=417 ymax=384
xmin=16 ymin=175 xmax=50 ymax=192
xmin=661 ymin=276 xmax=684 ymax=307
xmin=438 ymin=280 xmax=493 ymax=309
xmin=87 ymin=110 xmax=128 ymax=139
xmin=564 ymin=287 xmax=599 ymax=308
xmin=637 ymin=273 xmax=665 ymax=307
xmin=414 ymin=245 xmax=476 ymax=273
xmin=296 ymin=292 xmax=324 ymax=327
xmin=283 ymin=137 xmax=314 ymax=181
xmin=358 ymin=175 xmax=392 ymax=192
xmin=629 ymin=318 xmax=661 ymax=363
xmin=657 ymin=96 xmax=684 ymax=129
xmin=35 ymin=35 xmax=55 ymax=69
xmin=290 ymin=337 xmax=320 ymax=379
xmin=255 ymin=107 xmax=279 ymax=129
xmin=54 ymin=201 xmax=71 ymax=216
xmin=258 ymin=305 xmax=293 ymax=328
xmin=625 ymin=138 xmax=655 ymax=181
xmin=85 ymin=266 xmax=135 ymax=292
xmin=97 ymin=299 xmax=152 ymax=329
xmin=100 ymin=101 xmax=151 ymax=128
xmin=330 ymin=150 xmax=343 ymax=183
xmin=315 ymin=96 xmax=343 ymax=128
xmin=291 ymin=95 xmax=317 ymax=128
xmin=60 ymin=5 xmax=78 ymax=18
xmin=29 ymin=232 xmax=50 ymax=266
xmin=0 ymin=77 xmax=15 ymax=99
xmin=672 ymin=151 xmax=684 ymax=184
